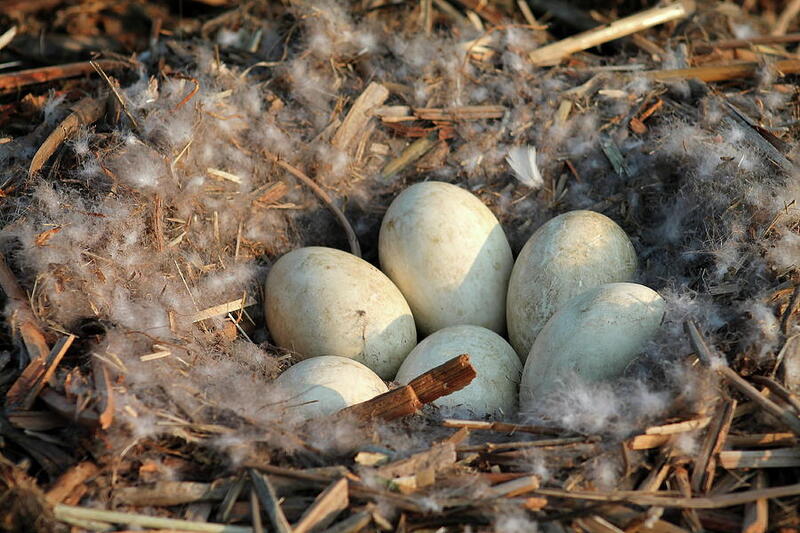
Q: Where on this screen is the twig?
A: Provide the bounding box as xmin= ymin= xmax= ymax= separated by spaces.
xmin=29 ymin=96 xmax=105 ymax=176
xmin=0 ymin=26 xmax=16 ymax=52
xmin=338 ymin=354 xmax=476 ymax=421
xmin=413 ymin=105 xmax=505 ymax=120
xmin=265 ymin=153 xmax=361 ymax=257
xmin=336 ymin=384 xmax=422 ymax=421
xmin=406 ymin=353 xmax=477 ymax=403
xmin=750 ymin=375 xmax=800 ymax=413
xmin=693 ymin=33 xmax=800 ymax=52
xmin=487 ymin=476 xmax=540 ymax=498
xmin=773 ymin=0 xmax=800 ymax=36
xmin=646 ymin=59 xmax=800 ymax=82
xmin=90 ymin=60 xmax=138 ymax=130
xmin=534 ymin=483 xmax=800 ymax=508
xmin=0 ymin=59 xmax=128 ymax=92
xmin=46 ymin=461 xmax=99 ymax=504
xmin=685 ymin=321 xmax=800 ymax=436
xmin=114 ymin=480 xmax=234 ymax=506
xmin=292 ymin=478 xmax=349 ymax=533
xmin=529 ymin=0 xmax=694 ymax=66
xmin=380 ymin=134 xmax=438 ymax=180
xmin=249 ymin=469 xmax=291 ymax=533
xmin=53 ymin=504 xmax=252 ymax=532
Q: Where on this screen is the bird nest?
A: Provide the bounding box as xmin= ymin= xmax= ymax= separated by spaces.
xmin=1 ymin=0 xmax=800 ymax=531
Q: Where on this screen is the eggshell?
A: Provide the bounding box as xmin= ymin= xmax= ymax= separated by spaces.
xmin=379 ymin=181 xmax=513 ymax=335
xmin=264 ymin=246 xmax=416 ymax=379
xmin=274 ymin=356 xmax=388 ymax=420
xmin=395 ymin=325 xmax=522 ymax=416
xmin=507 ymin=210 xmax=637 ymax=360
xmin=520 ymin=282 xmax=665 ymax=405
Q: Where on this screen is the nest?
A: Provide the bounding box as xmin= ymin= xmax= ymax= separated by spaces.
xmin=1 ymin=0 xmax=800 ymax=531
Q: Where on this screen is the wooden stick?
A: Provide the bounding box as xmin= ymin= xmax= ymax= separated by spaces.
xmin=265 ymin=153 xmax=361 ymax=258
xmin=413 ymin=105 xmax=505 ymax=121
xmin=53 ymin=504 xmax=252 ymax=532
xmin=750 ymin=375 xmax=800 ymax=414
xmin=380 ymin=134 xmax=438 ymax=180
xmin=529 ymin=0 xmax=694 ymax=66
xmin=693 ymin=33 xmax=800 ymax=52
xmin=487 ymin=476 xmax=540 ymax=498
xmin=114 ymin=480 xmax=234 ymax=506
xmin=773 ymin=0 xmax=800 ymax=36
xmin=249 ymin=469 xmax=291 ymax=533
xmin=338 ymin=354 xmax=476 ymax=421
xmin=292 ymin=478 xmax=349 ymax=533
xmin=29 ymin=96 xmax=105 ymax=176
xmin=407 ymin=353 xmax=476 ymax=403
xmin=534 ymin=483 xmax=800 ymax=508
xmin=336 ymin=384 xmax=422 ymax=421
xmin=46 ymin=462 xmax=99 ymax=504
xmin=0 ymin=59 xmax=128 ymax=92
xmin=685 ymin=321 xmax=800 ymax=436
xmin=646 ymin=59 xmax=800 ymax=82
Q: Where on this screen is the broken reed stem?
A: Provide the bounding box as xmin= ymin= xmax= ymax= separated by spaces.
xmin=529 ymin=0 xmax=694 ymax=66
xmin=53 ymin=504 xmax=253 ymax=532
xmin=249 ymin=469 xmax=291 ymax=533
xmin=534 ymin=483 xmax=800 ymax=508
xmin=685 ymin=321 xmax=800 ymax=436
xmin=265 ymin=153 xmax=361 ymax=258
xmin=6 ymin=334 xmax=75 ymax=411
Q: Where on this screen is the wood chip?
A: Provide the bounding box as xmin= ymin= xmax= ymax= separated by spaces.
xmin=332 ymin=82 xmax=389 ymax=152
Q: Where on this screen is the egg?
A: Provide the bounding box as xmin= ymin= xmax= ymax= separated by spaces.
xmin=379 ymin=181 xmax=513 ymax=335
xmin=507 ymin=210 xmax=637 ymax=360
xmin=394 ymin=325 xmax=522 ymax=416
xmin=264 ymin=246 xmax=416 ymax=379
xmin=274 ymin=356 xmax=388 ymax=420
xmin=520 ymin=282 xmax=665 ymax=405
